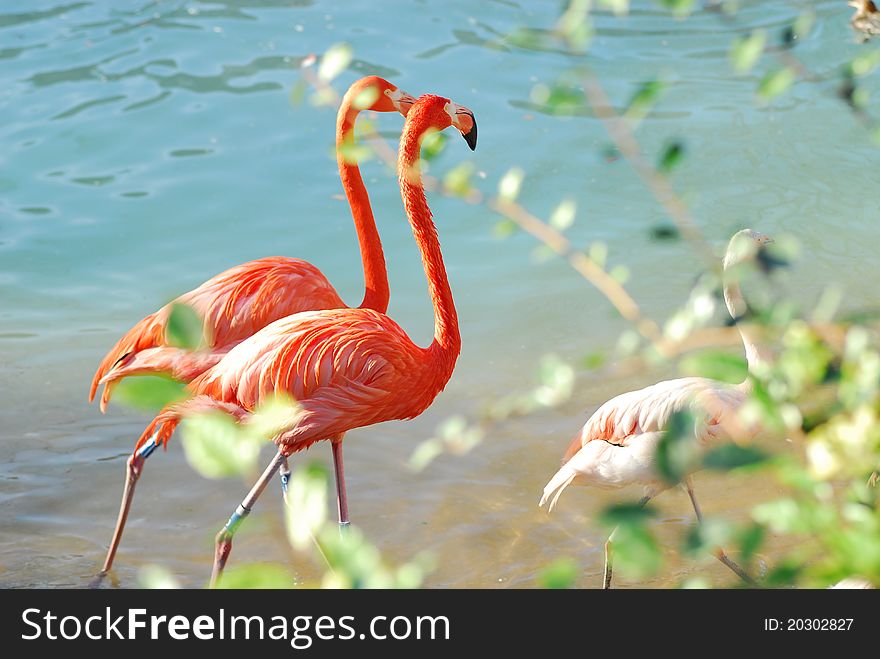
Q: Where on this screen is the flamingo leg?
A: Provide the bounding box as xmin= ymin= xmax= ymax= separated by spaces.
xmin=603 ymin=495 xmax=651 ymax=590
xmin=90 ymin=435 xmax=160 ymax=588
xmin=684 ymin=478 xmax=757 ymax=586
xmin=210 ymin=450 xmax=286 ymax=588
xmin=331 ymin=436 xmax=350 ymax=529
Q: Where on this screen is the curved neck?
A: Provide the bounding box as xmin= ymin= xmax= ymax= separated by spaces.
xmin=723 ymin=275 xmax=771 ymax=384
xmin=397 ymin=120 xmax=460 ymax=363
xmin=336 ymin=100 xmax=389 ymax=313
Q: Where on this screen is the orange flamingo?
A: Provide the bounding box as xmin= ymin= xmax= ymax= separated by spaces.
xmin=91 ymin=76 xmax=415 ymax=580
xmin=540 ymin=229 xmax=773 ymax=588
xmin=131 ymin=93 xmax=476 ymax=585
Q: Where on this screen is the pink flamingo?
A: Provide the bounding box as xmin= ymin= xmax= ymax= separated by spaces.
xmin=91 ymin=76 xmax=415 ymax=580
xmin=131 ymin=93 xmax=476 ymax=585
xmin=540 ymin=229 xmax=773 ymax=588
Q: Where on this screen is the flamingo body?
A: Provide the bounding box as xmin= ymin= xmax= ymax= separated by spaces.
xmin=542 ymin=377 xmax=747 ymax=510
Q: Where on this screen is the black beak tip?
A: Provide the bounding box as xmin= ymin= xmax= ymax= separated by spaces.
xmin=462 ymin=120 xmax=477 ymax=151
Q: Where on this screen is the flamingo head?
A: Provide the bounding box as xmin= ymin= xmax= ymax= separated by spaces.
xmin=407 ymin=94 xmax=478 ymax=151
xmin=349 ymin=76 xmax=416 ymax=116
xmin=723 ymin=228 xmax=775 ymax=269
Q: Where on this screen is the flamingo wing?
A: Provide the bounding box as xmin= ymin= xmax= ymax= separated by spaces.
xmin=189 ymin=308 xmax=419 ymax=452
xmin=90 ymin=256 xmax=344 ymax=408
xmin=563 ymin=377 xmax=742 ymax=461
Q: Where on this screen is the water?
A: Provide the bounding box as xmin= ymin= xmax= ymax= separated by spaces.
xmin=0 ymin=0 xmax=875 ymax=588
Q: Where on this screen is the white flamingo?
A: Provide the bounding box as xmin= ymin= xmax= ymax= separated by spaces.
xmin=541 ymin=229 xmax=774 ymax=588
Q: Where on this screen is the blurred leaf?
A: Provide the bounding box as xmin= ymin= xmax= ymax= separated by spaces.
xmin=624 ymin=79 xmax=664 ymax=122
xmin=338 ymin=140 xmax=373 ymax=164
xmin=421 ymin=129 xmax=448 ymax=162
xmin=730 ymin=30 xmax=766 ymax=74
xmin=656 ymin=411 xmax=699 ymax=484
xmin=113 ymin=376 xmax=188 ymax=411
xmin=139 ymin=564 xmax=180 ymax=589
xmin=582 ymin=351 xmax=606 ymax=370
xmin=165 ymin=302 xmax=205 ymax=349
xmin=498 ymin=167 xmax=524 ymax=202
xmin=600 ymin=501 xmax=657 ymax=527
xmin=180 ymin=411 xmax=262 ymax=479
xmin=702 ymin=444 xmax=770 ymax=471
xmin=792 ymin=10 xmax=815 ymax=41
xmin=649 ymin=223 xmax=680 ymax=241
xmin=352 ymin=85 xmax=379 ymax=111
xmin=539 ymin=558 xmax=578 ymax=589
xmin=244 ymin=394 xmax=299 ymax=443
xmin=764 ymin=560 xmax=802 ymax=587
xmin=549 ymin=198 xmax=577 ymax=231
xmin=214 ymin=563 xmax=292 ymax=589
xmin=657 ymin=140 xmax=685 ymax=173
xmin=758 ymin=68 xmax=795 ymax=101
xmin=318 ymin=43 xmax=352 ymax=82
xmin=656 ymin=0 xmax=696 ymax=18
xmin=493 ymin=218 xmax=518 ymax=239
xmin=599 ymin=0 xmax=629 ymax=15
xmin=752 ymin=498 xmax=808 ymax=534
xmin=285 ymin=462 xmax=329 ymax=551
xmin=444 ymin=162 xmax=475 ymax=197
xmin=684 ymin=517 xmax=733 ymax=556
xmin=612 ymin=524 xmax=662 ymax=578
xmin=409 ymin=437 xmax=444 ymax=472
xmin=289 ymin=79 xmax=307 ymax=106
xmin=738 ymin=523 xmax=765 ymax=562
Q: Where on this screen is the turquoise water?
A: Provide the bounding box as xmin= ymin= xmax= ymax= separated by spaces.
xmin=0 ymin=1 xmax=877 ymax=587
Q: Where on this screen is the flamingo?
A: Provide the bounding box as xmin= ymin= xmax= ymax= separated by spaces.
xmin=90 ymin=76 xmax=415 ymax=581
xmin=130 ymin=93 xmax=477 ymax=585
xmin=540 ymin=229 xmax=774 ymax=588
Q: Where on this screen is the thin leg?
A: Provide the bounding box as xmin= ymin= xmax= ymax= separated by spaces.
xmin=279 ymin=457 xmax=291 ymax=505
xmin=331 ymin=437 xmax=350 ymax=529
xmin=90 ymin=436 xmax=159 ymax=588
xmin=603 ymin=495 xmax=650 ymax=590
xmin=684 ymin=478 xmax=757 ymax=586
xmin=210 ymin=450 xmax=286 ymax=588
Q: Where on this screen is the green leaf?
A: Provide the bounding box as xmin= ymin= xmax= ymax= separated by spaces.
xmin=498 ymin=167 xmax=524 ymax=201
xmin=680 ymin=351 xmax=748 ymax=384
xmin=112 ymin=376 xmax=189 ymax=411
xmin=737 ymin=523 xmax=765 ymax=562
xmin=657 ymin=140 xmax=685 ymax=174
xmin=493 ymin=218 xmax=517 ymax=239
xmin=352 ymin=85 xmax=379 ymax=111
xmin=549 ymin=198 xmax=576 ymax=231
xmin=286 ymin=462 xmax=330 ymax=551
xmin=702 ymin=444 xmax=770 ymax=471
xmin=599 ymin=501 xmax=657 ymax=528
xmin=138 ymin=564 xmax=180 ymax=589
xmin=318 ymin=43 xmax=352 ymax=82
xmin=165 ymin=302 xmax=205 ymax=349
xmin=420 ymin=130 xmax=448 ymax=162
xmin=656 ymin=0 xmax=696 ymax=18
xmin=179 ymin=411 xmax=262 ymax=479
xmin=684 ymin=517 xmax=733 ymax=557
xmin=758 ymin=67 xmax=795 ymax=101
xmin=539 ymin=558 xmax=578 ymax=589
xmin=656 ymin=410 xmax=699 ymax=484
xmin=582 ymin=351 xmax=606 ymax=370
xmin=213 ymin=563 xmax=293 ymax=589
xmin=730 ymin=30 xmax=766 ymax=74
xmin=624 ymin=79 xmax=664 ymax=122
xmin=443 ymin=162 xmax=475 ymax=197
xmin=612 ymin=524 xmax=662 ymax=578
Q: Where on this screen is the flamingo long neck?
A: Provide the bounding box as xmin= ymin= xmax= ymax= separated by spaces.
xmin=397 ymin=114 xmax=460 ymax=372
xmin=723 ymin=273 xmax=771 ymax=385
xmin=336 ymin=94 xmax=389 ymax=313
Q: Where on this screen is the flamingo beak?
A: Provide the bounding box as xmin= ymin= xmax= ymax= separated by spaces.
xmin=453 ymin=106 xmax=477 ymax=151
xmin=389 ymin=89 xmax=416 ymax=116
